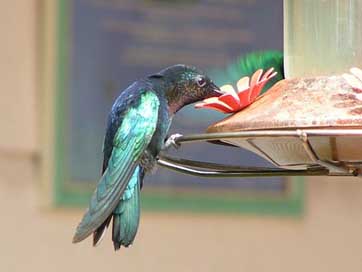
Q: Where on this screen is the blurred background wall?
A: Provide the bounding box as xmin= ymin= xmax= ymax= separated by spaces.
xmin=1 ymin=1 xmax=362 ymax=272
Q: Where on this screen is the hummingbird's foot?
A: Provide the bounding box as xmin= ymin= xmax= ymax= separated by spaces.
xmin=164 ymin=133 xmax=183 ymax=150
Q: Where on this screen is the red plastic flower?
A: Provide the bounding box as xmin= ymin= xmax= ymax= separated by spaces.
xmin=343 ymin=67 xmax=362 ymax=92
xmin=195 ymin=68 xmax=277 ymax=113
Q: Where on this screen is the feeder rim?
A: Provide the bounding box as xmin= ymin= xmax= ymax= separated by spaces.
xmin=172 ymin=128 xmax=362 ymax=144
xmin=157 ymin=128 xmax=362 ymax=178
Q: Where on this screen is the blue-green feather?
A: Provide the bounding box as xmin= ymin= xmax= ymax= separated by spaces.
xmin=73 ymin=90 xmax=159 ymax=246
xmin=122 ymin=166 xmax=140 ymax=201
xmin=112 ymin=166 xmax=141 ymax=249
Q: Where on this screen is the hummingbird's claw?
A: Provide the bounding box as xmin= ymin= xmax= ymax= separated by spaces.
xmin=164 ymin=133 xmax=183 ymax=150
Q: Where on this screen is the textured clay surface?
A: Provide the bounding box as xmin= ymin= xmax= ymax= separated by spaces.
xmin=208 ymin=76 xmax=362 ymax=133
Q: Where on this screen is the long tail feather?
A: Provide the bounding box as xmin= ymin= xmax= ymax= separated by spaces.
xmin=93 ymin=216 xmax=111 ymax=246
xmin=112 ymin=166 xmax=142 ymax=250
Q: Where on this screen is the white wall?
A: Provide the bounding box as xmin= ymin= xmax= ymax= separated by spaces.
xmin=1 ymin=2 xmax=362 ymax=272
xmin=0 ymin=0 xmax=37 ymax=153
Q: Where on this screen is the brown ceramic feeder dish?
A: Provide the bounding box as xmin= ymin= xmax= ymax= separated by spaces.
xmin=206 ymin=75 xmax=362 ymax=173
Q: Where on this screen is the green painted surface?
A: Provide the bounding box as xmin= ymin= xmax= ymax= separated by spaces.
xmin=53 ymin=0 xmax=304 ymax=215
xmin=54 ymin=0 xmax=68 ymax=206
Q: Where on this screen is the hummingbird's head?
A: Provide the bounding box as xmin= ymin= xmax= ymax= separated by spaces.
xmin=151 ymin=64 xmax=222 ymax=113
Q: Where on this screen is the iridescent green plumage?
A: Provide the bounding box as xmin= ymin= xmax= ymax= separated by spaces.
xmin=112 ymin=166 xmax=141 ymax=249
xmin=73 ymin=64 xmax=221 ymax=250
xmin=73 ymin=91 xmax=159 ymax=245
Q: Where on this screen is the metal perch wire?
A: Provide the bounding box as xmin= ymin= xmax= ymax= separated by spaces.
xmin=158 ymin=129 xmax=362 ymax=178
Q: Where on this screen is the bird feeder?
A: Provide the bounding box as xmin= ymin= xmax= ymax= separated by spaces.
xmin=158 ymin=0 xmax=362 ymax=178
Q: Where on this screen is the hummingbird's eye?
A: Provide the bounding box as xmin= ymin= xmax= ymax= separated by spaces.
xmin=196 ymin=76 xmax=207 ymax=87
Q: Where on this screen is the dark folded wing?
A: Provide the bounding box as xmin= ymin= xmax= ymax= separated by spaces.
xmin=73 ymin=91 xmax=159 ymax=243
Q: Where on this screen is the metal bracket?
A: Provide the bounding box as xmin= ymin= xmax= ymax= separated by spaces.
xmin=296 ymin=130 xmax=352 ymax=175
xmin=157 ymin=129 xmax=362 ymax=178
xmin=157 ymin=155 xmax=330 ymax=178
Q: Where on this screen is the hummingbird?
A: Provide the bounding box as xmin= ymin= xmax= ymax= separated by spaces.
xmin=72 ymin=64 xmax=222 ymax=250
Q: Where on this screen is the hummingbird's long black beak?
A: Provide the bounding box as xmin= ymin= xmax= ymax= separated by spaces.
xmin=210 ymin=83 xmax=224 ymax=97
